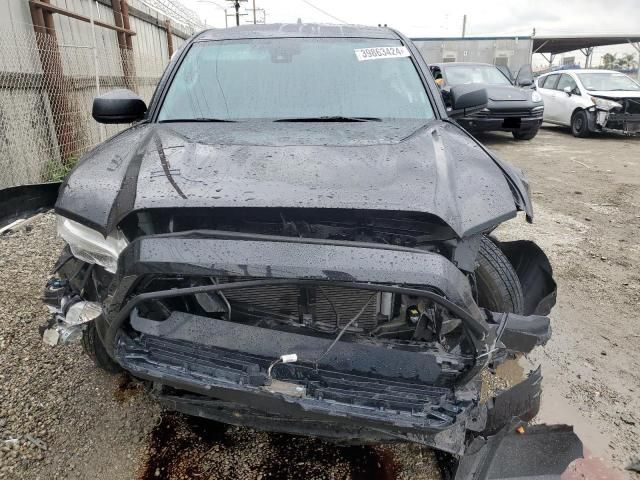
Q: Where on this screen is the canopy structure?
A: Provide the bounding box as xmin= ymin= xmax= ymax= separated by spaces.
xmin=533 ymin=35 xmax=640 ymax=55
xmin=532 ymin=35 xmax=640 ymax=71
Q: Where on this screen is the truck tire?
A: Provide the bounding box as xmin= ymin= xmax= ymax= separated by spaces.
xmin=475 ymin=236 xmax=524 ymax=314
xmin=82 ymin=321 xmax=122 ymax=374
xmin=571 ymin=110 xmax=590 ymax=137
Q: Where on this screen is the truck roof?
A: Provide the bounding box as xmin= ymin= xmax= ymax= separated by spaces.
xmin=196 ymin=23 xmax=398 ymax=41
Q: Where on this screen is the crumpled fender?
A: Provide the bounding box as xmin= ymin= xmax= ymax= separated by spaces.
xmin=0 ymin=183 xmax=60 ymax=229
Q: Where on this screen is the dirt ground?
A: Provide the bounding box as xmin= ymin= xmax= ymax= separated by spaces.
xmin=0 ymin=125 xmax=638 ymax=479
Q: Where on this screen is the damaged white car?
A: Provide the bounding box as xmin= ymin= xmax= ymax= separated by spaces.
xmin=536 ymin=69 xmax=640 ymax=137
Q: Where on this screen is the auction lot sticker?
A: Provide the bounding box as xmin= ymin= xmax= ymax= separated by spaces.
xmin=354 ymin=46 xmax=410 ymax=61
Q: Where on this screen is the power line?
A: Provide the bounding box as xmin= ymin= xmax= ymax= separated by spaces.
xmin=297 ymin=0 xmax=348 ymax=24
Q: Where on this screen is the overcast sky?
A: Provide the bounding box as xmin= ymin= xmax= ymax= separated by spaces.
xmin=179 ymin=0 xmax=640 ymax=66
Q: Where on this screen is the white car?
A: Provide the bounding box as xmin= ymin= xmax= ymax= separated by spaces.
xmin=536 ymin=69 xmax=640 ymax=137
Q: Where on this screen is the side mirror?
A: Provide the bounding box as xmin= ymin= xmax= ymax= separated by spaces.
xmin=92 ymin=89 xmax=147 ymax=124
xmin=563 ymin=86 xmax=572 ymax=96
xmin=515 ymin=64 xmax=534 ymax=88
xmin=447 ymin=84 xmax=488 ymax=118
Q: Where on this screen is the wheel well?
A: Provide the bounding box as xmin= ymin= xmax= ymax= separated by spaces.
xmin=571 ymin=107 xmax=585 ymax=121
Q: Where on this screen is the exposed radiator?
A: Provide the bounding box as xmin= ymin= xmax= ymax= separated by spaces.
xmin=220 ymin=280 xmax=381 ymax=332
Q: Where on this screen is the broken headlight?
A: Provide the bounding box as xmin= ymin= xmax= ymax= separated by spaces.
xmin=56 ymin=215 xmax=128 ymax=273
xmin=590 ymin=96 xmax=622 ymax=111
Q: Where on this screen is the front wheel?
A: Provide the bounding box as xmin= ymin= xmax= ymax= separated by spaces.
xmin=571 ymin=110 xmax=590 ymax=137
xmin=82 ymin=319 xmax=122 ymax=374
xmin=512 ymin=127 xmax=539 ymax=140
xmin=475 ymin=236 xmax=524 ymax=314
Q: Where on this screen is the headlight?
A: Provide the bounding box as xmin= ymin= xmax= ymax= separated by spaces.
xmin=591 ymin=96 xmax=622 ymax=110
xmin=56 ymin=215 xmax=128 ymax=273
xmin=531 ymin=91 xmax=542 ymax=102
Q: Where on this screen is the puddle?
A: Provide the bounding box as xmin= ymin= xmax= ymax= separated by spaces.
xmin=138 ymin=412 xmax=404 ymax=480
xmin=531 ymin=360 xmax=611 ymax=459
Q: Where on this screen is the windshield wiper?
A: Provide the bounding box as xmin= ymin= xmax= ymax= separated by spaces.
xmin=159 ymin=118 xmax=237 ymax=123
xmin=274 ymin=116 xmax=382 ymax=122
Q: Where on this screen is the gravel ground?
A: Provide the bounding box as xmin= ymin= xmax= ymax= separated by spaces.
xmin=0 ymin=125 xmax=638 ymax=479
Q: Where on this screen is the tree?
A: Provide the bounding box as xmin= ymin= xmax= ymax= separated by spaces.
xmin=601 ymin=53 xmax=617 ymax=69
xmin=615 ymin=53 xmax=637 ymax=70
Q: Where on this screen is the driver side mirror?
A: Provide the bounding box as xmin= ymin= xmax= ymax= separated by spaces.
xmin=515 ymin=64 xmax=535 ymax=88
xmin=92 ymin=89 xmax=147 ymax=124
xmin=447 ymin=84 xmax=488 ymax=118
xmin=563 ymin=86 xmax=573 ymax=96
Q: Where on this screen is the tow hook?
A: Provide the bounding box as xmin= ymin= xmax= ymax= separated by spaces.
xmin=40 ymin=278 xmax=102 ymax=346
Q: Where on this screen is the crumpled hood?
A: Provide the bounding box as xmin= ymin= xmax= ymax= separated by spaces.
xmin=56 ymin=120 xmax=520 ymax=238
xmin=588 ymin=90 xmax=640 ymax=99
xmin=486 ymin=85 xmax=529 ymax=101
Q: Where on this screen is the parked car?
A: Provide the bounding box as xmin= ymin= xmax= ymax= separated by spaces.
xmin=536 ymin=69 xmax=640 ymax=137
xmin=1 ymin=24 xmax=582 ymax=477
xmin=430 ymin=62 xmax=545 ymax=139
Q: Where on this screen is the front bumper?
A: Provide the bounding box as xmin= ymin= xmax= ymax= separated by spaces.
xmin=84 ymin=234 xmax=558 ymax=453
xmin=457 ymin=108 xmax=544 ymax=133
xmin=604 ymin=112 xmax=640 ymax=134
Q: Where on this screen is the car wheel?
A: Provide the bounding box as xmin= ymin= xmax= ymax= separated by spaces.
xmin=82 ymin=322 xmax=122 ymax=374
xmin=475 ymin=236 xmax=524 ymax=314
xmin=571 ymin=110 xmax=590 ymax=137
xmin=512 ymin=127 xmax=539 ymax=140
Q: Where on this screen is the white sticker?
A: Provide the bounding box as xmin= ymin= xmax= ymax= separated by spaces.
xmin=354 ymin=46 xmax=410 ymax=61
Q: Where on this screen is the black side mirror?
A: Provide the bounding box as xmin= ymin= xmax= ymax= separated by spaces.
xmin=447 ymin=84 xmax=488 ymax=118
xmin=515 ymin=64 xmax=534 ymax=87
xmin=92 ymin=89 xmax=147 ymax=124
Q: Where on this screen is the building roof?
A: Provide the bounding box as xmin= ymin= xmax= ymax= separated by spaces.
xmin=533 ymin=35 xmax=640 ymax=54
xmin=197 ymin=23 xmax=397 ymax=41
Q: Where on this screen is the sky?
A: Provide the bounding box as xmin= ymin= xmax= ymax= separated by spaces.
xmin=178 ymin=0 xmax=640 ymax=68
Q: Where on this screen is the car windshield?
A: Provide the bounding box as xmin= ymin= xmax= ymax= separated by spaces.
xmin=443 ymin=65 xmax=512 ymax=86
xmin=158 ymin=38 xmax=434 ymax=121
xmin=576 ymin=72 xmax=640 ymax=91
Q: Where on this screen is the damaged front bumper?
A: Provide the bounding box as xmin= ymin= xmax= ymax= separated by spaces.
xmin=587 ymin=106 xmax=640 ymax=135
xmin=44 ymin=233 xmax=581 ymax=475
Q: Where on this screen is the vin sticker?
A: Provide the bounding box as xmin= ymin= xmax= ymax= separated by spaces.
xmin=354 ymin=46 xmax=410 ymax=61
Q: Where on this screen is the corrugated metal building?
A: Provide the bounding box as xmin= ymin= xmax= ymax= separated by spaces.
xmin=412 ymin=36 xmax=534 ymax=74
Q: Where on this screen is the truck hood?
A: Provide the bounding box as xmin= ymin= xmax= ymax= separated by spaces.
xmin=55 ymin=119 xmax=522 ymax=238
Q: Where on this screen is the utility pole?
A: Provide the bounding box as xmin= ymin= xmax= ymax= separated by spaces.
xmin=461 ymin=14 xmax=467 ymax=38
xmin=234 ymin=0 xmax=239 ymax=25
xmin=225 ymin=0 xmax=248 ymax=26
xmin=252 ymin=0 xmax=256 ymax=24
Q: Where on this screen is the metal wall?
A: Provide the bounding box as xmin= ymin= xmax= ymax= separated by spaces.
xmin=412 ymin=37 xmax=534 ymax=75
xmin=0 ymin=0 xmax=193 ymax=188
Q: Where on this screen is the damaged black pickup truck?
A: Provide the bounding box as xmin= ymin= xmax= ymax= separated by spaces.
xmin=4 ymin=24 xmax=585 ymax=478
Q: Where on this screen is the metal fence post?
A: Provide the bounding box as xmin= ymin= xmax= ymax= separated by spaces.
xmin=88 ymin=0 xmax=104 ymax=142
xmin=165 ymin=20 xmax=174 ymax=58
xmin=112 ymin=0 xmax=136 ymax=91
xmin=29 ymin=0 xmax=77 ymax=164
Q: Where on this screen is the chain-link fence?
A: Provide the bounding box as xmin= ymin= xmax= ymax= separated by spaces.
xmin=0 ymin=21 xmax=168 ymax=188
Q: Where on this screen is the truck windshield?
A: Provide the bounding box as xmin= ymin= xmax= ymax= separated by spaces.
xmin=158 ymin=38 xmax=434 ymax=121
xmin=444 ymin=65 xmax=512 ymax=86
xmin=576 ymin=72 xmax=640 ymax=91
